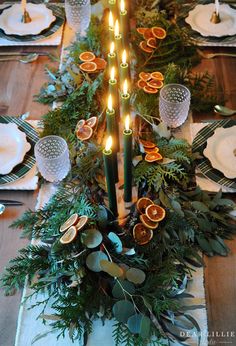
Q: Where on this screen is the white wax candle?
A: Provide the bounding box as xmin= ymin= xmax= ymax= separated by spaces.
xmin=215 ymin=0 xmax=220 ymax=16
xmin=21 ymin=0 xmax=26 ymax=14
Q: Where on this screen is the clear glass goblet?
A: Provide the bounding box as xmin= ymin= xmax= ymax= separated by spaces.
xmin=34 ymin=135 xmax=71 ymax=183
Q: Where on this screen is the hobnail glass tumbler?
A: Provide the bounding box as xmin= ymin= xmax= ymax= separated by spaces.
xmin=65 ymin=0 xmax=91 ymax=33
xmin=159 ymin=84 xmax=191 ymax=128
xmin=34 ymin=136 xmax=70 ymax=183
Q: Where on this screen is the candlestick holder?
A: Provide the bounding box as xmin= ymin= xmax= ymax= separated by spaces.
xmin=21 ymin=9 xmax=32 ymax=23
xmin=210 ymin=11 xmax=221 ymax=24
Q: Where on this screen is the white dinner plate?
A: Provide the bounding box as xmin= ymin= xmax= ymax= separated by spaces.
xmin=0 ymin=3 xmax=56 ymax=36
xmin=203 ymin=126 xmax=236 ymax=179
xmin=0 ymin=123 xmax=31 ymax=175
xmin=185 ymin=3 xmax=236 ymax=37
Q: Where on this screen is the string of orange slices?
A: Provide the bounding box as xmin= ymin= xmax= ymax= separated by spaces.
xmin=137 ymin=71 xmax=164 ymax=94
xmin=76 ymin=116 xmax=98 ymax=141
xmin=79 ymin=51 xmax=107 ymax=73
xmin=133 ymin=197 xmax=166 ymax=245
xmin=137 ymin=26 xmax=167 ymax=54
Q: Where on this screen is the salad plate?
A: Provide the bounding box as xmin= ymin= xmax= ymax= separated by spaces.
xmin=203 ymin=126 xmax=236 ymax=179
xmin=0 ymin=123 xmax=31 ymax=175
xmin=0 ymin=3 xmax=56 ymax=36
xmin=185 ymin=3 xmax=236 ymax=37
xmin=192 ymin=119 xmax=236 ymax=190
xmin=0 ymin=116 xmax=38 ymax=185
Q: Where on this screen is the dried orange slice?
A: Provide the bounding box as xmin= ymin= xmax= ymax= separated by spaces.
xmin=139 ymin=139 xmax=156 ymax=148
xmin=144 ymin=147 xmax=159 ymax=154
xmin=60 ymin=213 xmax=79 ymax=233
xmin=139 ymin=41 xmax=153 ymax=53
xmin=76 ymin=119 xmax=86 ymax=129
xmin=136 ymin=27 xmax=148 ymax=35
xmin=147 ymin=79 xmax=164 ymax=89
xmin=79 ymin=51 xmax=96 ymax=62
xmin=137 ymin=79 xmax=148 ymax=89
xmin=145 ymin=204 xmax=166 ymax=222
xmin=143 ymin=28 xmax=155 ymax=40
xmin=151 ymin=71 xmax=164 ymax=81
xmin=139 ymin=72 xmax=151 ymax=82
xmin=136 ymin=197 xmax=154 ymax=214
xmin=79 ymin=61 xmax=97 ymax=73
xmin=145 ymin=152 xmax=163 ymax=162
xmin=133 ymin=223 xmax=153 ymax=245
xmin=140 ymin=214 xmax=159 ymax=229
xmin=76 ymin=124 xmax=93 ymax=141
xmin=75 ymin=215 xmax=88 ymax=231
xmin=93 ymin=57 xmax=107 ymax=70
xmin=147 ymin=37 xmax=157 ymax=49
xmin=151 ymin=27 xmax=166 ymax=39
xmin=143 ymin=86 xmax=158 ymax=94
xmin=86 ymin=116 xmax=97 ymax=129
xmin=60 ymin=226 xmax=77 ymax=244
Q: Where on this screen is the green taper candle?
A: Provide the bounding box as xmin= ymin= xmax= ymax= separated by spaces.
xmin=120 ymin=0 xmax=129 ymax=49
xmin=108 ymin=42 xmax=117 ymax=72
xmin=123 ymin=115 xmax=133 ymax=202
xmin=108 ymin=0 xmax=117 ymax=20
xmin=106 ymin=95 xmax=119 ymax=182
xmin=103 ymin=136 xmax=118 ymax=216
xmin=119 ymin=49 xmax=130 ymax=87
xmin=114 ymin=19 xmax=122 ymax=66
xmin=108 ymin=11 xmax=114 ymax=42
xmin=120 ymin=79 xmax=130 ymax=118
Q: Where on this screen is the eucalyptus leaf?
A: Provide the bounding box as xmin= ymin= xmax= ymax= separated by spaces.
xmin=217 ymin=199 xmax=236 ymax=207
xmin=112 ymin=280 xmax=135 ymax=299
xmin=127 ymin=314 xmax=151 ymax=339
xmin=100 ymin=260 xmax=123 ymax=277
xmin=171 ymin=200 xmax=184 ymax=217
xmin=162 ymin=320 xmax=189 ymax=341
xmin=86 ymin=251 xmax=108 ymax=272
xmin=209 ymin=239 xmax=228 ymax=256
xmin=196 ymin=236 xmax=213 ymax=256
xmin=159 ymin=188 xmax=172 ymax=208
xmin=81 ymin=229 xmax=103 ymax=249
xmin=112 ymin=300 xmax=135 ymax=323
xmin=97 ymin=205 xmax=108 ymax=228
xmin=108 ymin=232 xmax=123 ymax=253
xmin=126 ymin=268 xmax=146 ymax=285
xmin=191 ymin=201 xmax=209 ymax=213
xmin=122 ymin=248 xmax=135 ymax=255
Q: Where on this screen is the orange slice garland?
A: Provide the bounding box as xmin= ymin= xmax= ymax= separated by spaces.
xmin=79 ymin=51 xmax=96 ymax=62
xmin=139 ymin=41 xmax=153 ymax=53
xmin=86 ymin=116 xmax=98 ymax=129
xmin=145 ymin=204 xmax=166 ymax=222
xmin=76 ymin=124 xmax=93 ymax=141
xmin=60 ymin=226 xmax=77 ymax=244
xmin=139 ymin=139 xmax=156 ymax=148
xmin=133 ymin=223 xmax=153 ymax=245
xmin=93 ymin=57 xmax=107 ymax=70
xmin=147 ymin=79 xmax=164 ymax=89
xmin=147 ymin=37 xmax=157 ymax=49
xmin=143 ymin=86 xmax=158 ymax=94
xmin=136 ymin=197 xmax=154 ymax=214
xmin=60 ymin=213 xmax=79 ymax=233
xmin=137 ymin=79 xmax=148 ymax=89
xmin=151 ymin=71 xmax=164 ymax=81
xmin=152 ymin=27 xmax=167 ymax=39
xmin=145 ymin=153 xmax=163 ymax=162
xmin=143 ymin=28 xmax=155 ymax=40
xmin=79 ymin=61 xmax=97 ymax=73
xmin=144 ymin=147 xmax=159 ymax=154
xmin=136 ymin=27 xmax=148 ymax=35
xmin=139 ymin=72 xmax=151 ymax=82
xmin=140 ymin=214 xmax=159 ymax=230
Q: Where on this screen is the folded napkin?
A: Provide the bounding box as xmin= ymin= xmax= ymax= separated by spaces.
xmin=0 ymin=120 xmax=38 ymax=190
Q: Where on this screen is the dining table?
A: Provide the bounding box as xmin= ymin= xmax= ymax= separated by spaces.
xmin=0 ymin=1 xmax=236 ymax=346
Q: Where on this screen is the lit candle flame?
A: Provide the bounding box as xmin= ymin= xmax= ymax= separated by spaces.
xmin=122 ymin=49 xmax=127 ymax=65
xmin=109 ymin=11 xmax=114 ymax=28
xmin=110 ymin=67 xmax=115 ymax=81
xmin=108 ymin=94 xmax=113 ymax=112
xmin=125 ymin=115 xmax=130 ymax=132
xmin=120 ymin=0 xmax=125 ymax=13
xmin=105 ymin=136 xmax=112 ymax=151
xmin=114 ymin=20 xmax=120 ymax=37
xmin=215 ymin=0 xmax=219 ymax=15
xmin=110 ymin=42 xmax=115 ymax=55
xmin=123 ymin=79 xmax=128 ymax=95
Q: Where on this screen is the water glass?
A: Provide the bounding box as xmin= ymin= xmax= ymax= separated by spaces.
xmin=159 ymin=84 xmax=191 ymax=128
xmin=65 ymin=0 xmax=91 ymax=34
xmin=34 ymin=135 xmax=70 ymax=183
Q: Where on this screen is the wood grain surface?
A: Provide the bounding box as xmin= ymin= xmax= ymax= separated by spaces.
xmin=0 ymin=26 xmax=236 ymax=346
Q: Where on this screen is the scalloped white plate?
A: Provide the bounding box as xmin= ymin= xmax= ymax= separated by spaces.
xmin=0 ymin=123 xmax=31 ymax=175
xmin=185 ymin=3 xmax=236 ymax=37
xmin=203 ymin=126 xmax=236 ymax=179
xmin=0 ymin=3 xmax=56 ymax=36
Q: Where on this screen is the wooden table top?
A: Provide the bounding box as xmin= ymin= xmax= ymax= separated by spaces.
xmin=0 ymin=34 xmax=236 ymax=346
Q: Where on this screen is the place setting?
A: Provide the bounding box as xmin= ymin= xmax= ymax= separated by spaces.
xmin=0 ymin=0 xmax=65 ymax=46
xmin=178 ymin=0 xmax=236 ymax=46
